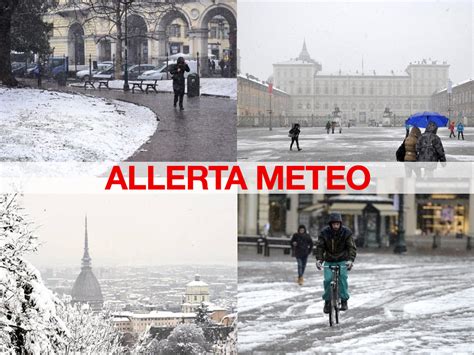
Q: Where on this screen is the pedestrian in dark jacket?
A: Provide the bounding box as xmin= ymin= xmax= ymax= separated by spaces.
xmin=291 ymin=225 xmax=314 ymax=285
xmin=315 ymin=213 xmax=356 ymax=313
xmin=416 ymin=121 xmax=446 ymax=162
xmin=289 ymin=123 xmax=302 ymax=151
xmin=325 ymin=121 xmax=331 ymax=134
xmin=170 ymin=57 xmax=190 ymax=110
xmin=457 ymin=122 xmax=465 ymax=140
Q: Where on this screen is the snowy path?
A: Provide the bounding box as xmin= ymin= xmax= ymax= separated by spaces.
xmin=0 ymin=87 xmax=157 ymax=161
xmin=70 ymin=78 xmax=237 ymax=99
xmin=238 ymin=253 xmax=474 ymax=354
xmin=238 ymin=127 xmax=474 ymax=162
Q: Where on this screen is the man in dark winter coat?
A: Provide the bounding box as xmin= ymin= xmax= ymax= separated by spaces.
xmin=170 ymin=57 xmax=190 ymax=110
xmin=289 ymin=123 xmax=302 ymax=151
xmin=416 ymin=121 xmax=446 ymax=162
xmin=315 ymin=213 xmax=356 ymax=313
xmin=290 ymin=225 xmax=314 ymax=286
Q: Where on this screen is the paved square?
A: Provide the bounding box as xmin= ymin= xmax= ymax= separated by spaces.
xmin=238 ymin=126 xmax=474 ymax=162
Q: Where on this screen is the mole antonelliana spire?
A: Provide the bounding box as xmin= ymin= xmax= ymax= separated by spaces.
xmin=71 ymin=215 xmax=103 ymax=311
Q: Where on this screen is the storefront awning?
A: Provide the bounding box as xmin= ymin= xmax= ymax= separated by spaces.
xmin=300 ymin=203 xmax=325 ymax=213
xmin=329 ymin=203 xmax=366 ymax=214
xmin=372 ymin=203 xmax=398 ymax=216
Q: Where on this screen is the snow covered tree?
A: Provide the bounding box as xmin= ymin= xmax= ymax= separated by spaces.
xmin=0 ymin=0 xmax=52 ymax=86
xmin=0 ymin=194 xmax=69 ymax=353
xmin=57 ymin=301 xmax=123 ymax=354
xmin=194 ymin=302 xmax=211 ymax=326
xmin=152 ymin=323 xmax=210 ymax=355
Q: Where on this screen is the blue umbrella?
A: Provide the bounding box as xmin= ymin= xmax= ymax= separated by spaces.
xmin=406 ymin=112 xmax=449 ymax=128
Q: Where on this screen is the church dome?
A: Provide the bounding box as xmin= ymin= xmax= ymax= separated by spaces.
xmin=71 ymin=216 xmax=103 ymax=311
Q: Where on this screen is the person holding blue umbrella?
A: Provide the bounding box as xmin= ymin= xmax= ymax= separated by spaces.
xmin=457 ymin=121 xmax=465 ymax=140
xmin=416 ymin=121 xmax=446 ymax=177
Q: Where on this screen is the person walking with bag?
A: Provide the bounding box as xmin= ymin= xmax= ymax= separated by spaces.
xmin=289 ymin=123 xmax=302 ymax=151
xmin=170 ymin=57 xmax=190 ymax=110
xmin=404 ymin=126 xmax=422 ymax=177
xmin=291 ymin=225 xmax=313 ymax=286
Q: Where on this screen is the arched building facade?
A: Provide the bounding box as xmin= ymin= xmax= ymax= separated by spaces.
xmin=45 ymin=0 xmax=237 ymax=76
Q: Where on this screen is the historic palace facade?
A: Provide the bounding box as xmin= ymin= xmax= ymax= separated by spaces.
xmin=271 ymin=42 xmax=450 ymax=125
xmin=45 ymin=0 xmax=236 ymax=76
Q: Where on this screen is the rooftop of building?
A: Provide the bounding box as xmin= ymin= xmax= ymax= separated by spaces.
xmin=238 ymin=73 xmax=289 ymax=95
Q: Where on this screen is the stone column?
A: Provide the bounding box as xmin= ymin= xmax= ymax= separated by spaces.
xmin=258 ymin=194 xmax=270 ymax=235
xmin=405 ymin=194 xmax=417 ymax=237
xmin=469 ymin=194 xmax=474 ymax=237
xmin=156 ymin=30 xmax=168 ymax=62
xmin=286 ymin=195 xmax=299 ymax=236
xmin=244 ymin=194 xmax=259 ymax=235
xmin=189 ymin=28 xmax=209 ymax=77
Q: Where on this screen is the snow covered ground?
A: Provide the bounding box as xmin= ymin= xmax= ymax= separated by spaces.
xmin=238 ymin=127 xmax=474 ymax=162
xmin=238 ymin=253 xmax=474 ymax=354
xmin=0 ymin=87 xmax=157 ymax=161
xmin=71 ymin=78 xmax=237 ymax=99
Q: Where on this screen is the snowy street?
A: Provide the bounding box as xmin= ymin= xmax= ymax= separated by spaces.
xmin=237 ymin=127 xmax=474 ymax=162
xmin=238 ymin=252 xmax=474 ymax=354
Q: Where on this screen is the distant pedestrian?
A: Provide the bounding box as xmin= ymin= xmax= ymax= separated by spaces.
xmin=170 ymin=57 xmax=190 ymax=111
xmin=457 ymin=122 xmax=465 ymax=140
xmin=289 ymin=123 xmax=302 ymax=151
xmin=211 ymin=60 xmax=216 ymax=74
xmin=449 ymin=121 xmax=456 ymax=138
xmin=331 ymin=121 xmax=336 ymax=134
xmin=325 ymin=121 xmax=331 ymax=134
xmin=404 ymin=126 xmax=422 ymax=177
xmin=291 ymin=225 xmax=313 ymax=286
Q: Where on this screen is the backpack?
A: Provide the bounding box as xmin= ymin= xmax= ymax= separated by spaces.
xmin=396 ymin=139 xmax=406 ymax=162
xmin=288 ymin=127 xmax=295 ymax=138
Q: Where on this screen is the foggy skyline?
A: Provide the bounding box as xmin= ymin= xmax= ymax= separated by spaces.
xmin=238 ymin=0 xmax=472 ymax=85
xmin=20 ymin=193 xmax=236 ymax=268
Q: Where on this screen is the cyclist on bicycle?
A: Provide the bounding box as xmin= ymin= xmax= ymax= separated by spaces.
xmin=315 ymin=212 xmax=357 ymax=313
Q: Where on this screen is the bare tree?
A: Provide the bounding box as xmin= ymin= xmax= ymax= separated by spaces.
xmin=55 ymin=0 xmax=185 ymax=78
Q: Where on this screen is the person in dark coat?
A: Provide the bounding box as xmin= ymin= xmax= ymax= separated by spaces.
xmin=416 ymin=121 xmax=446 ymax=162
xmin=325 ymin=121 xmax=331 ymax=134
xmin=170 ymin=57 xmax=190 ymax=110
xmin=315 ymin=213 xmax=356 ymax=313
xmin=291 ymin=225 xmax=314 ymax=285
xmin=289 ymin=123 xmax=302 ymax=151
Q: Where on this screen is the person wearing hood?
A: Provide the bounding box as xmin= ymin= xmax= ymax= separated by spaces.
xmin=289 ymin=123 xmax=302 ymax=151
xmin=170 ymin=57 xmax=190 ymax=110
xmin=315 ymin=213 xmax=356 ymax=313
xmin=416 ymin=121 xmax=446 ymax=177
xmin=290 ymin=225 xmax=314 ymax=286
xmin=404 ymin=126 xmax=422 ymax=177
xmin=457 ymin=122 xmax=465 ymax=140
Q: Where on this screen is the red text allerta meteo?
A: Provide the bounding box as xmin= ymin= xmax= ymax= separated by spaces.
xmin=104 ymin=165 xmax=371 ymax=191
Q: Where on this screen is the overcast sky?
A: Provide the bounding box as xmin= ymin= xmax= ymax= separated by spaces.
xmin=238 ymin=0 xmax=472 ymax=85
xmin=20 ymin=193 xmax=236 ymax=268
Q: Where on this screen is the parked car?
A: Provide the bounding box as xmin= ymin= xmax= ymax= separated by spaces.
xmin=137 ymin=61 xmax=197 ymax=81
xmin=76 ymin=62 xmax=113 ymax=81
xmin=93 ymin=64 xmax=125 ymax=80
xmin=126 ymin=64 xmax=157 ymax=80
xmin=11 ymin=62 xmax=29 ymax=77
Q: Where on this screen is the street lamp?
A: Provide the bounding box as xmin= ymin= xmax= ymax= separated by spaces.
xmin=394 ymin=194 xmax=407 ymax=254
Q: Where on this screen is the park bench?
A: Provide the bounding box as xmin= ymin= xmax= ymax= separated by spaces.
xmin=91 ymin=74 xmax=113 ymax=90
xmin=130 ymin=79 xmax=159 ymax=94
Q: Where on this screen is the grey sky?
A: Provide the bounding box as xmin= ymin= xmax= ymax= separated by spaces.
xmin=238 ymin=0 xmax=472 ymax=85
xmin=20 ymin=193 xmax=236 ymax=268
